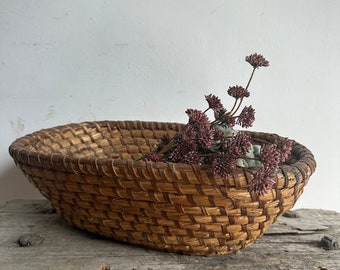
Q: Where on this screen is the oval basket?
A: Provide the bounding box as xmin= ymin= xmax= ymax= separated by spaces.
xmin=9 ymin=121 xmax=316 ymax=255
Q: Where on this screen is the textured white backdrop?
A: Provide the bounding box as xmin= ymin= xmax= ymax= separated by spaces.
xmin=1 ymin=0 xmax=339 ymax=211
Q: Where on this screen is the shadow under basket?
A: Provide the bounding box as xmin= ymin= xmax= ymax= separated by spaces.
xmin=9 ymin=121 xmax=316 ymax=256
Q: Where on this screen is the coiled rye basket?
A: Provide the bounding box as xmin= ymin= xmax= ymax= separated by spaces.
xmin=9 ymin=121 xmax=316 ymax=255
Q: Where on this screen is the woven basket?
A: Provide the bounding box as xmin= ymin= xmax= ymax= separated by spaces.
xmin=9 ymin=121 xmax=316 ymax=255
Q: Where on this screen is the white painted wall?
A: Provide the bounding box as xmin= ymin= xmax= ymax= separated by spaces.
xmin=1 ymin=0 xmax=339 ymax=211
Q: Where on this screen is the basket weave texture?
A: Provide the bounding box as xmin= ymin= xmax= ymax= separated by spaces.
xmin=9 ymin=121 xmax=316 ymax=255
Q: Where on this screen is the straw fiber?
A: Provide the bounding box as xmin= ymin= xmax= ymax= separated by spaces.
xmin=9 ymin=121 xmax=316 ymax=255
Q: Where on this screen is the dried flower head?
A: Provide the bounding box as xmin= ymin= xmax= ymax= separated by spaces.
xmin=168 ymin=140 xmax=200 ymax=164
xmin=205 ymin=94 xmax=223 ymax=110
xmin=275 ymin=138 xmax=293 ymax=162
xmin=186 ymin=109 xmax=210 ymax=127
xmin=145 ymin=153 xmax=163 ymax=162
xmin=217 ymin=113 xmax=236 ymax=128
xmin=260 ymin=143 xmax=281 ymax=173
xmin=213 ymin=127 xmax=225 ymax=141
xmin=246 ymin=53 xmax=269 ymax=68
xmin=212 ymin=152 xmax=237 ymax=179
xmin=249 ymin=167 xmax=276 ymax=196
xmin=237 ymin=106 xmax=255 ymax=128
xmin=227 ymin=86 xmax=250 ymax=99
xmin=184 ymin=110 xmax=215 ymax=149
xmin=227 ymin=132 xmax=252 ymax=158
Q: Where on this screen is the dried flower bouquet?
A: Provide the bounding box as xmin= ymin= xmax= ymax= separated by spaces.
xmin=144 ymin=53 xmax=292 ymax=196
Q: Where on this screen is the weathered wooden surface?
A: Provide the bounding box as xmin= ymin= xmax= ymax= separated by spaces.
xmin=0 ymin=200 xmax=339 ymax=270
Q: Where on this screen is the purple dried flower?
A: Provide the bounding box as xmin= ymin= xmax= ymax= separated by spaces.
xmin=212 ymin=152 xmax=237 ymax=179
xmin=142 ymin=53 xmax=276 ymax=197
xmin=168 ymin=140 xmax=199 ymax=163
xmin=168 ymin=138 xmax=193 ymax=162
xmin=182 ymin=150 xmax=201 ymax=164
xmin=249 ymin=139 xmax=292 ymax=196
xmin=145 ymin=153 xmax=164 ymax=162
xmin=213 ymin=128 xmax=225 ymax=141
xmin=182 ymin=124 xmax=214 ymax=150
xmin=205 ymin=94 xmax=223 ymax=110
xmin=237 ymin=106 xmax=255 ymax=128
xmin=261 ymin=143 xmax=281 ymax=170
xmin=245 ymin=53 xmax=269 ymax=69
xmin=249 ymin=167 xmax=276 ymax=196
xmin=186 ymin=109 xmax=210 ymax=128
xmin=184 ymin=109 xmax=215 ymax=149
xmin=214 ymin=107 xmax=226 ymax=120
xmin=213 ymin=108 xmax=236 ymax=128
xmin=180 ymin=125 xmax=197 ymax=142
xmin=199 ymin=128 xmax=215 ymax=149
xmin=226 ymin=132 xmax=252 ymax=158
xmin=227 ymin=86 xmax=250 ymax=99
xmin=275 ymin=138 xmax=293 ymax=162
xmin=225 ymin=116 xmax=236 ymax=128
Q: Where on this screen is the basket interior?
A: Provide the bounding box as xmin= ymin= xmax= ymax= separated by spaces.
xmin=25 ymin=121 xmax=181 ymax=160
xmin=10 ymin=121 xmax=315 ymax=178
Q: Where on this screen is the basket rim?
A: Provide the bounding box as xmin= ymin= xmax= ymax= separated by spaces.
xmin=8 ymin=120 xmax=316 ymax=182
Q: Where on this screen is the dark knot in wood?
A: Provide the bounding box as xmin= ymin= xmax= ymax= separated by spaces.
xmin=320 ymin=235 xmax=339 ymax=250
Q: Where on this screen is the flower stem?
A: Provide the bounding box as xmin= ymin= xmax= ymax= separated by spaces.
xmin=229 ymin=98 xmax=239 ymax=116
xmin=230 ymin=67 xmax=257 ymax=117
xmin=230 ymin=98 xmax=242 ymax=117
xmin=245 ymin=67 xmax=256 ymax=90
xmin=203 ymin=108 xmax=210 ymax=114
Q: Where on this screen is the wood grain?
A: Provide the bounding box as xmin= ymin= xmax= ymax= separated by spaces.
xmin=0 ymin=200 xmax=339 ymax=270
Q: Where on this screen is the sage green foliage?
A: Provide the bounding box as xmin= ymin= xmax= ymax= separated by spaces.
xmin=237 ymin=144 xmax=262 ymax=168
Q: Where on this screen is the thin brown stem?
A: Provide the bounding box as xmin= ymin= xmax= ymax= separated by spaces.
xmin=203 ymin=107 xmax=210 ymax=114
xmin=229 ymin=98 xmax=239 ymax=116
xmin=245 ymin=67 xmax=256 ymax=90
xmin=230 ymin=98 xmax=243 ymax=117
xmin=230 ymin=67 xmax=256 ymax=117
